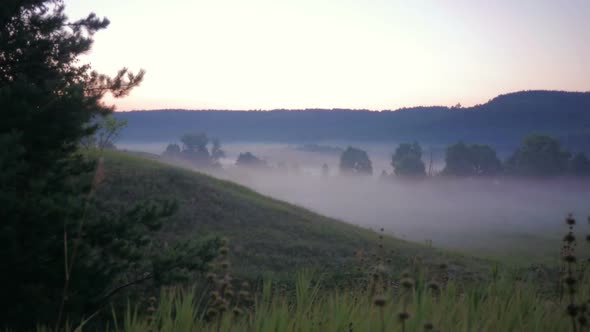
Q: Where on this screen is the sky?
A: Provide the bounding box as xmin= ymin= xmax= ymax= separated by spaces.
xmin=65 ymin=0 xmax=590 ymax=111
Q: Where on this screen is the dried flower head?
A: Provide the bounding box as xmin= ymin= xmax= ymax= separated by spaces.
xmin=373 ymin=295 xmax=387 ymax=307
xmin=564 ymin=255 xmax=577 ymax=263
xmin=401 ymin=278 xmax=414 ymax=290
xmin=567 ymin=304 xmax=578 ymax=317
xmin=566 ymin=215 xmax=576 ymax=225
xmin=397 ymin=311 xmax=410 ymax=321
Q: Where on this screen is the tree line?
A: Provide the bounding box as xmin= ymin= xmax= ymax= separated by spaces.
xmin=339 ymin=134 xmax=590 ymax=177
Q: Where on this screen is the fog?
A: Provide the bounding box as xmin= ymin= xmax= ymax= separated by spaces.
xmin=119 ymin=141 xmax=590 ymax=260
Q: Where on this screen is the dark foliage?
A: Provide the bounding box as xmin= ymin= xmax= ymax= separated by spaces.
xmin=443 ymin=142 xmax=502 ymax=176
xmin=340 ymin=146 xmax=373 ymax=175
xmin=163 ymin=133 xmax=224 ymax=168
xmin=0 ymin=1 xmax=216 ymax=329
xmin=116 ymin=91 xmax=590 ymax=151
xmin=236 ymin=151 xmax=266 ymax=168
xmin=505 ymin=134 xmax=571 ymax=176
xmin=569 ymin=153 xmax=590 ymax=176
xmin=392 ymin=142 xmax=426 ymax=177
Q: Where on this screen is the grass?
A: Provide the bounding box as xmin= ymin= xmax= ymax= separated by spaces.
xmin=96 ymin=150 xmax=490 ymax=281
xmin=102 ymin=270 xmax=583 ymax=332
xmin=38 ymin=150 xmax=590 ymax=331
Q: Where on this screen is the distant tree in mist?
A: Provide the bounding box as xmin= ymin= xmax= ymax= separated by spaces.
xmin=321 ymin=163 xmax=330 ymax=176
xmin=211 ymin=137 xmax=225 ymax=161
xmin=236 ymin=152 xmax=266 ymax=168
xmin=163 ymin=143 xmax=181 ymax=158
xmin=164 ymin=133 xmax=224 ymax=167
xmin=443 ymin=142 xmax=501 ymax=176
xmin=391 ymin=142 xmax=425 ymax=177
xmin=569 ymin=152 xmax=590 ymax=176
xmin=505 ymin=134 xmax=570 ymax=176
xmin=80 ymin=115 xmax=128 ymax=150
xmin=339 ymin=147 xmax=373 ymax=175
xmin=181 ymin=133 xmax=209 ymax=154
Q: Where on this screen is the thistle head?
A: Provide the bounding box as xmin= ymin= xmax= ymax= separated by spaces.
xmin=566 ymin=214 xmax=576 ymax=226
xmin=401 ymin=278 xmax=414 ymax=290
xmin=373 ymin=294 xmax=387 ymax=307
xmin=397 ymin=311 xmax=410 ymax=321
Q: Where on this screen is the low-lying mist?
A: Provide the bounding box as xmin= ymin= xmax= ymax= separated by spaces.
xmin=120 ymin=141 xmax=590 ymax=261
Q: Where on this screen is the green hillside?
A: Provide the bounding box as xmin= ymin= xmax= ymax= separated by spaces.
xmin=96 ymin=150 xmax=488 ymax=281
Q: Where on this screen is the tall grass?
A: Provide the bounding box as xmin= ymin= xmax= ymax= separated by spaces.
xmin=103 ymin=271 xmax=582 ymax=332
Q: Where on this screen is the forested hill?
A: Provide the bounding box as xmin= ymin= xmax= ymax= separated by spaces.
xmin=116 ymin=90 xmax=590 ymax=149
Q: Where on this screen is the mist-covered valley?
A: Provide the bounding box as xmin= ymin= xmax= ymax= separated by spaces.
xmin=120 ymin=141 xmax=590 ymax=262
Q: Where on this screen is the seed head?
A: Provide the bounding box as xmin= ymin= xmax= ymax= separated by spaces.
xmin=564 ymin=255 xmax=577 ymax=263
xmin=221 ymin=260 xmax=230 ymax=269
xmin=428 ymin=282 xmax=440 ymax=292
xmin=567 ymin=304 xmax=578 ymax=317
xmin=401 ymin=278 xmax=414 ymax=290
xmin=564 ymin=233 xmax=576 ymax=243
xmin=565 ymin=276 xmax=577 ymax=286
xmin=219 ymin=246 xmax=229 ymax=255
xmin=423 ymin=322 xmax=434 ymax=331
xmin=397 ymin=311 xmax=410 ymax=321
xmin=566 ymin=215 xmax=576 ymax=225
xmin=206 ymin=308 xmax=217 ymax=317
xmin=373 ymin=295 xmax=387 ymax=307
xmin=232 ymin=307 xmax=243 ymax=316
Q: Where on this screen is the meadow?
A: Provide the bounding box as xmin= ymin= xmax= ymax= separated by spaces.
xmin=50 ymin=150 xmax=590 ymax=332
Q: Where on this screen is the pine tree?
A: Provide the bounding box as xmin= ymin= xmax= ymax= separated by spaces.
xmin=0 ymin=1 xmax=218 ymax=329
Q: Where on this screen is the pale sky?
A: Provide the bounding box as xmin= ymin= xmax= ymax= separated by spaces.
xmin=65 ymin=0 xmax=590 ymax=111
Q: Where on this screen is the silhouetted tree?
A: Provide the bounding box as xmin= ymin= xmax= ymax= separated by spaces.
xmin=443 ymin=142 xmax=501 ymax=176
xmin=181 ymin=133 xmax=208 ymax=153
xmin=211 ymin=137 xmax=225 ymax=161
xmin=236 ymin=152 xmax=266 ymax=168
xmin=569 ymin=153 xmax=590 ymax=176
xmin=505 ymin=134 xmax=570 ymax=176
xmin=391 ymin=142 xmax=425 ymax=177
xmin=0 ymin=2 xmax=217 ymax=329
xmin=180 ymin=133 xmax=212 ymax=166
xmin=339 ymin=146 xmax=373 ymax=175
xmin=163 ymin=143 xmax=182 ymax=158
xmin=321 ymin=163 xmax=329 ymax=176
xmin=80 ymin=115 xmax=127 ymax=150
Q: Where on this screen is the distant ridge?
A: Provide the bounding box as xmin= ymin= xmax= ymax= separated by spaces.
xmin=116 ymin=90 xmax=590 ymax=150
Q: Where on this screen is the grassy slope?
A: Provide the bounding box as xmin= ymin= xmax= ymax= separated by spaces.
xmin=97 ymin=150 xmax=490 ymax=280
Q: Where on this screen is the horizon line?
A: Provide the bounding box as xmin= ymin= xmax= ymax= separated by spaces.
xmin=115 ymin=89 xmax=590 ymax=113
